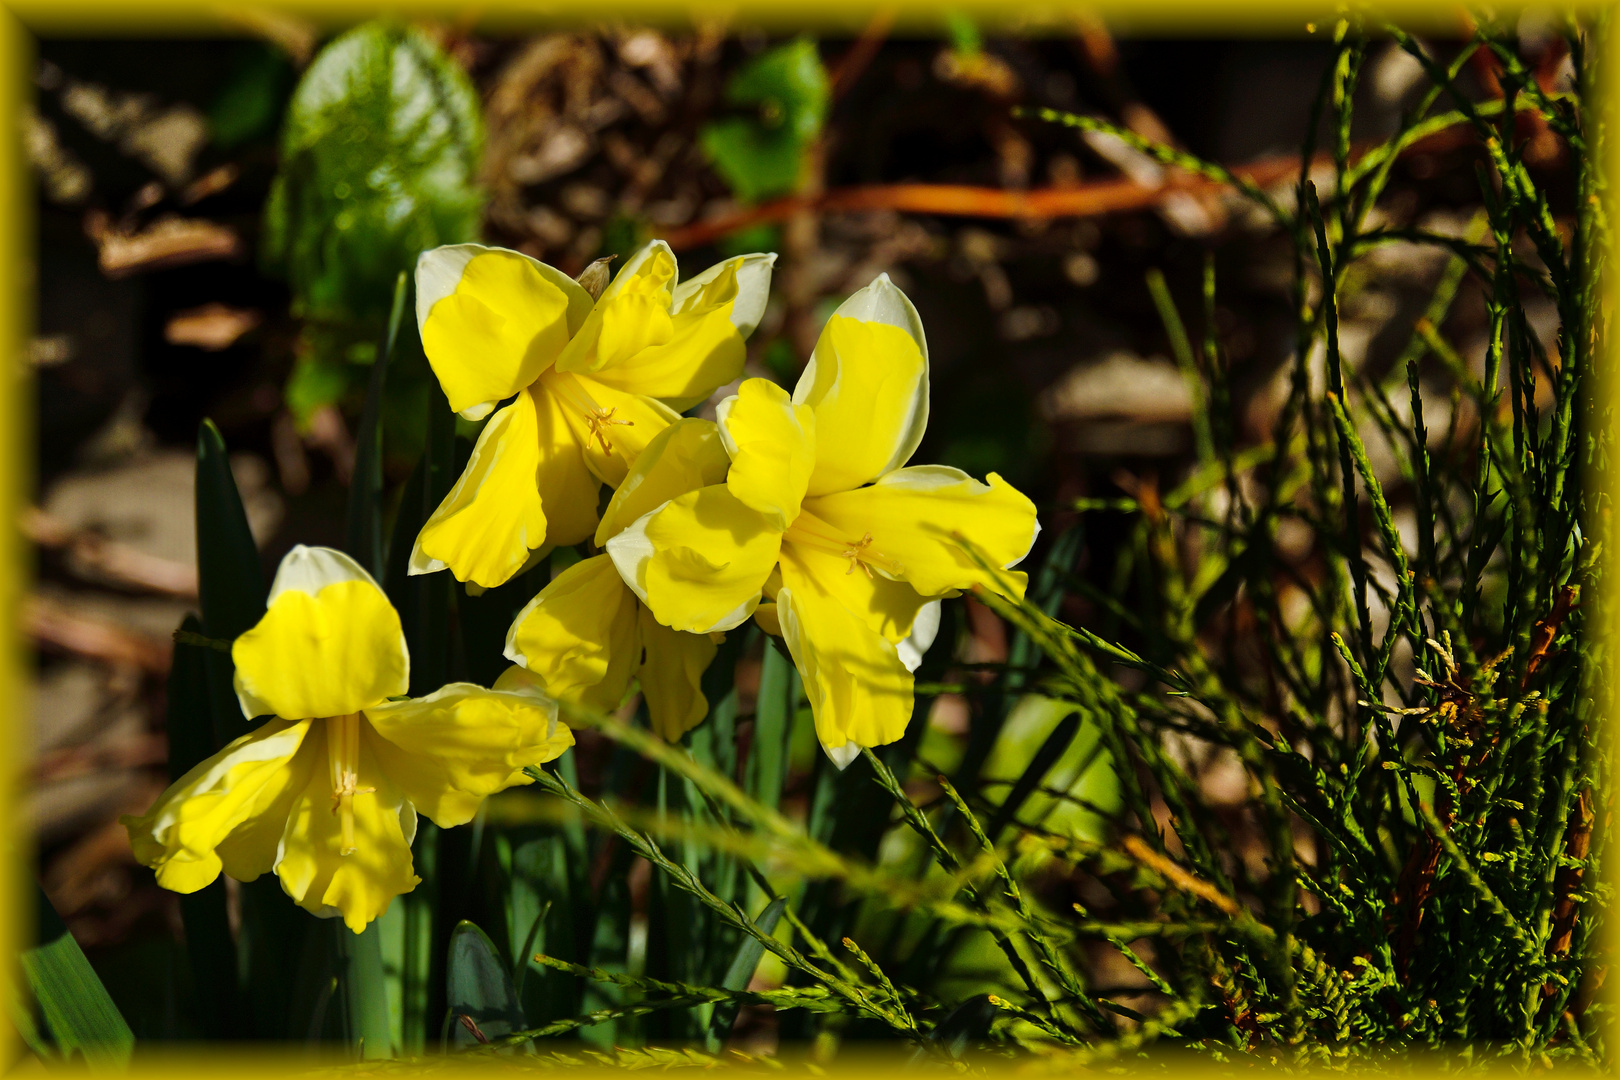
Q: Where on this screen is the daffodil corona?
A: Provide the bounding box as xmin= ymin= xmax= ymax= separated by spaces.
xmin=503 ymin=418 xmax=729 ymax=740
xmin=607 ymin=275 xmax=1040 ymax=767
xmin=408 ymin=241 xmax=775 ymax=589
xmin=123 ymin=546 xmax=574 ymax=932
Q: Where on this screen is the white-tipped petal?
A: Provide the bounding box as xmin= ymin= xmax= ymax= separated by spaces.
xmin=673 ymin=252 xmax=778 ymax=337
xmin=267 ymin=545 xmax=382 ymax=604
xmin=414 ymin=244 xmax=478 ymax=339
xmin=604 ymin=511 xmax=658 ymax=606
xmin=601 ymin=239 xmax=677 ymax=303
xmin=793 ymin=274 xmax=931 ymax=494
xmin=715 ymin=394 xmax=741 ymax=459
xmin=407 ymin=542 xmax=446 ymax=577
xmin=896 ymin=600 xmax=942 ymax=673
xmin=824 ymin=742 xmax=862 ymax=770
xmin=827 ymin=272 xmax=927 ymax=360
xmin=416 ymin=243 xmax=594 ymax=342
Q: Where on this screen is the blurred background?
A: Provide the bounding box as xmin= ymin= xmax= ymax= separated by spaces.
xmin=22 ymin=12 xmax=1569 ymax=1037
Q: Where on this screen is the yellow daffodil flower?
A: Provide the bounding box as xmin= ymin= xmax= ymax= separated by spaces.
xmin=503 ymin=418 xmax=729 ymax=740
xmin=123 ymin=546 xmax=574 ymax=932
xmin=606 ymin=275 xmax=1039 ymax=767
xmin=409 ymin=241 xmax=775 ymax=589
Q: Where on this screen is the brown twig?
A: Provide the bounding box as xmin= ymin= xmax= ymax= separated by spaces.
xmin=662 ymin=139 xmax=1329 ymax=251
xmin=828 ymin=8 xmax=894 ymax=103
xmin=661 ymin=108 xmax=1518 ymax=252
xmin=1547 ymin=788 xmax=1593 ymax=961
xmin=34 ymin=733 xmax=168 ymax=785
xmin=1122 ymin=834 xmax=1244 ymax=919
xmin=1522 ymin=584 xmax=1578 ymax=689
xmin=87 ymin=213 xmax=243 ymax=278
xmin=24 ymin=507 xmax=199 ymax=599
xmin=27 ymin=594 xmax=171 ymax=675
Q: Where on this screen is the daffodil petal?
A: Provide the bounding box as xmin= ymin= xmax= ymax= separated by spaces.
xmin=896 ymin=599 xmax=942 ymax=673
xmin=123 ymin=717 xmax=314 ymax=894
xmin=824 ymin=742 xmax=862 ymax=770
xmin=795 ymin=275 xmax=929 ymax=496
xmin=637 ymin=606 xmax=718 ymax=741
xmin=416 ymin=245 xmax=593 ymax=420
xmin=410 ymin=392 xmax=543 ymax=585
xmin=606 ymin=484 xmax=781 ymax=634
xmin=672 ymin=252 xmax=775 ymax=337
xmin=530 ymin=381 xmax=608 ymax=545
xmin=412 ymin=386 xmax=598 ymax=588
xmin=233 ymin=547 xmax=408 ymax=720
xmin=544 ymin=370 xmax=681 ymax=488
xmin=753 ymin=603 xmax=782 ymax=637
xmin=804 ymin=466 xmax=1039 ymax=599
xmin=493 ymin=664 xmax=546 ymax=695
xmin=777 ymin=537 xmax=932 ymax=645
xmin=274 ymin=722 xmax=420 ymax=933
xmin=776 ymin=574 xmax=914 ymax=766
xmin=503 ymin=554 xmax=641 ymax=716
xmin=718 ymin=378 xmax=816 ymax=531
xmin=555 ymin=241 xmax=677 ymax=376
xmin=588 ymin=253 xmax=777 ymax=409
xmin=595 ymin=418 xmax=730 ymax=546
xmin=363 ymin=686 xmax=574 ymax=830
xmin=265 ymin=544 xmax=383 ymax=605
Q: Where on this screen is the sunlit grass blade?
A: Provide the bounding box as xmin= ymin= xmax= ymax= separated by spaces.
xmin=23 ymin=885 xmax=133 ymax=1069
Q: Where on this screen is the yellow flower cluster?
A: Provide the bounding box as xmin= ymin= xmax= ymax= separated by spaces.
xmin=123 ymin=546 xmax=573 ymax=932
xmin=125 ymin=240 xmax=1039 ymax=933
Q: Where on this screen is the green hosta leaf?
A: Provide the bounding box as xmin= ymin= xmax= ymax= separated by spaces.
xmin=700 ymin=39 xmax=828 ymax=203
xmin=23 ymin=886 xmax=133 ymax=1070
xmin=446 ymin=921 xmax=526 ymax=1050
xmin=263 ymin=20 xmax=483 ymax=419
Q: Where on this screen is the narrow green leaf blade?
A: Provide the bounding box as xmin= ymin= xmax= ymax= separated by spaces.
xmin=196 ymin=420 xmax=308 ymax=1038
xmin=23 ymin=886 xmax=133 ymax=1069
xmin=337 ymin=922 xmax=393 ymax=1059
xmin=168 ymin=614 xmax=244 ymax=1040
xmin=195 ymin=419 xmax=266 ymax=643
xmin=984 ymin=711 xmax=1080 ymax=844
xmin=751 ymin=640 xmax=795 ymax=811
xmin=345 ymin=270 xmax=408 ymax=579
xmin=705 ymin=898 xmax=784 ymax=1050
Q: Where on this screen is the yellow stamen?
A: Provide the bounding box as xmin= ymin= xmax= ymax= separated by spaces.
xmin=546 ymin=373 xmax=634 ymax=455
xmin=327 ymin=713 xmax=374 ymax=856
xmin=586 ymin=406 xmax=634 ymax=454
xmin=784 ymin=513 xmax=902 ymax=577
xmin=841 ymin=533 xmax=876 ymax=577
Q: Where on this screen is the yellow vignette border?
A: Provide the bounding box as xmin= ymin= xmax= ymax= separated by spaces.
xmin=0 ymin=0 xmax=1610 ymax=1076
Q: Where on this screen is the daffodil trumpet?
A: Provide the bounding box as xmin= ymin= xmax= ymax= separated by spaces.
xmin=503 ymin=418 xmax=729 ymax=741
xmin=606 ymin=275 xmax=1040 ymax=768
xmin=123 ymin=545 xmax=575 ymax=932
xmin=408 ymin=240 xmax=775 ymax=590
